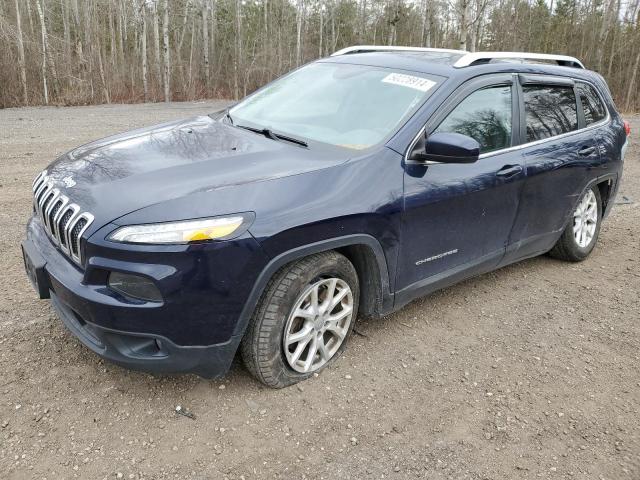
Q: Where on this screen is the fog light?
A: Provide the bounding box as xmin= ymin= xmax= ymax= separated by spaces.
xmin=108 ymin=272 xmax=163 ymax=303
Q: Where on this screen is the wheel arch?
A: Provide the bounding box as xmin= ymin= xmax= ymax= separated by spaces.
xmin=561 ymin=173 xmax=618 ymax=233
xmin=232 ymin=234 xmax=393 ymax=338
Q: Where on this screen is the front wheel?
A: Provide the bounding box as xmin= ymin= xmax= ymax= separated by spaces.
xmin=241 ymin=251 xmax=359 ymax=388
xmin=549 ymin=185 xmax=602 ymax=262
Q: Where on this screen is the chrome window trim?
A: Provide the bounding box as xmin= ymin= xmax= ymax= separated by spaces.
xmin=404 ymin=77 xmax=611 ymax=164
xmin=478 ymin=115 xmax=611 ymax=159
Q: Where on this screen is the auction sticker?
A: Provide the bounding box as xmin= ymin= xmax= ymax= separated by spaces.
xmin=382 ymin=73 xmax=436 ymax=92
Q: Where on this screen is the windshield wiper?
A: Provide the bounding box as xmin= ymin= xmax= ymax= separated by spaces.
xmin=235 ymin=124 xmax=308 ymax=147
xmin=223 ymin=108 xmax=234 ymax=125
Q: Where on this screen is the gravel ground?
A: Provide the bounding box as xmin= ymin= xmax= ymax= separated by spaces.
xmin=0 ymin=102 xmax=638 ymax=480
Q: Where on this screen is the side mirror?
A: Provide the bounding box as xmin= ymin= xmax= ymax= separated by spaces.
xmin=409 ymin=132 xmax=480 ymax=164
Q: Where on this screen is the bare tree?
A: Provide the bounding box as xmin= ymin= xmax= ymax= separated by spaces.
xmin=162 ymin=0 xmax=171 ymax=102
xmin=202 ymin=0 xmax=210 ymax=90
xmin=1 ymin=0 xmax=640 ymax=110
xmin=14 ymin=0 xmax=28 ymax=104
xmin=458 ymin=0 xmax=469 ymax=50
xmin=296 ymin=0 xmax=304 ymax=65
xmin=153 ymin=0 xmax=161 ymax=84
xmin=141 ymin=1 xmax=149 ymax=102
xmin=35 ymin=0 xmax=48 ymax=104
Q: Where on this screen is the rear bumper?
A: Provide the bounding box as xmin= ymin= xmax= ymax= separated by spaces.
xmin=24 ymin=215 xmax=269 ymax=377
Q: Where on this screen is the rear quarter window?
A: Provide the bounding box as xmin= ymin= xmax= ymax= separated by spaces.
xmin=523 ymin=85 xmax=578 ymax=142
xmin=577 ymin=83 xmax=607 ymax=125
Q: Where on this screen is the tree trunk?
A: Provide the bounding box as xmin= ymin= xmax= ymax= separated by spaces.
xmin=177 ymin=0 xmax=191 ymax=54
xmin=459 ymin=0 xmax=469 ymax=50
xmin=162 ymin=0 xmax=171 ymax=102
xmin=296 ymin=0 xmax=304 ymax=66
xmin=188 ymin=16 xmax=195 ymax=94
xmin=153 ymin=1 xmax=161 ymax=86
xmin=96 ymin=40 xmax=110 ymax=104
xmin=26 ymin=0 xmax=35 ymax=36
xmin=35 ymin=0 xmax=48 ymax=104
xmin=234 ymin=0 xmax=242 ymax=98
xmin=319 ymin=1 xmax=323 ymax=57
xmin=624 ymin=46 xmax=640 ymax=111
xmin=360 ymin=0 xmax=366 ymax=43
xmin=141 ymin=2 xmax=149 ymax=102
xmin=15 ymin=0 xmax=28 ymax=105
xmin=202 ymin=1 xmax=210 ymax=90
xmin=61 ymin=0 xmax=71 ymax=65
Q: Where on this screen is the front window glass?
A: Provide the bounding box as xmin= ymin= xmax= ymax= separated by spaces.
xmin=434 ymin=85 xmax=512 ymax=154
xmin=230 ymin=63 xmax=442 ymax=149
xmin=523 ymin=85 xmax=578 ymax=142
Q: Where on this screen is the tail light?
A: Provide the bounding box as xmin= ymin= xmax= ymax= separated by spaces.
xmin=623 ymin=120 xmax=631 ymax=136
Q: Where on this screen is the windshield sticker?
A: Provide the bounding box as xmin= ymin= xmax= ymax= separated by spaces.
xmin=382 ymin=73 xmax=436 ymax=92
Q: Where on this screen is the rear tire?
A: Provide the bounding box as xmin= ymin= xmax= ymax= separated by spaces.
xmin=241 ymin=251 xmax=359 ymax=388
xmin=549 ymin=185 xmax=602 ymax=262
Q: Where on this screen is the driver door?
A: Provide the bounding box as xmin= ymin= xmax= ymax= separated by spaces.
xmin=396 ymin=74 xmax=526 ymax=294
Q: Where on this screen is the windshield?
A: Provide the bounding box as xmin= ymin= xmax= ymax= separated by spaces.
xmin=229 ymin=62 xmax=442 ymax=149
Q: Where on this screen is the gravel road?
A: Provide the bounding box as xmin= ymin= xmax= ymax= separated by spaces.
xmin=0 ymin=102 xmax=638 ymax=480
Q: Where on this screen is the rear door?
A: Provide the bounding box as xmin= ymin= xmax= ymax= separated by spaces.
xmin=397 ymin=74 xmax=526 ymax=293
xmin=504 ymin=75 xmax=602 ymax=262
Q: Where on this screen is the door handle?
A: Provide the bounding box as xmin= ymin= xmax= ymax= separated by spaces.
xmin=496 ymin=164 xmax=523 ymax=178
xmin=578 ymin=145 xmax=596 ymax=156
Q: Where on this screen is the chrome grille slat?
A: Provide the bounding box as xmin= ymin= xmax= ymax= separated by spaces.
xmin=51 ymin=195 xmax=70 ymax=241
xmin=31 ymin=171 xmax=94 ymax=266
xmin=40 ymin=190 xmax=56 ymax=220
xmin=43 ymin=189 xmax=61 ymax=231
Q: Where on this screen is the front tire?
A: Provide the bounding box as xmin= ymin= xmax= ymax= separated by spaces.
xmin=241 ymin=251 xmax=359 ymax=388
xmin=549 ymin=185 xmax=602 ymax=262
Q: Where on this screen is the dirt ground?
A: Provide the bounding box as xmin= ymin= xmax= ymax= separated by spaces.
xmin=0 ymin=102 xmax=638 ymax=480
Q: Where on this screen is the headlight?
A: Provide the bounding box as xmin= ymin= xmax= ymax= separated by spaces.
xmin=108 ymin=214 xmax=253 ymax=244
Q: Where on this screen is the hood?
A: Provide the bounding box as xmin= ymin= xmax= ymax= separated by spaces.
xmin=44 ymin=116 xmax=351 ymax=227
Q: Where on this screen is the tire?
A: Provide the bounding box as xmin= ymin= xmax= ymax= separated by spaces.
xmin=549 ymin=185 xmax=602 ymax=262
xmin=241 ymin=251 xmax=359 ymax=388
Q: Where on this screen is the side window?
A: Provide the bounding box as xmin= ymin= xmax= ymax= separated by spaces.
xmin=523 ymin=85 xmax=578 ymax=142
xmin=577 ymin=83 xmax=607 ymax=125
xmin=434 ymin=85 xmax=512 ymax=154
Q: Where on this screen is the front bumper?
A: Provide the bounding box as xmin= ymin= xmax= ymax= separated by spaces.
xmin=24 ymin=216 xmax=269 ymax=377
xmin=49 ymin=289 xmax=240 ymax=377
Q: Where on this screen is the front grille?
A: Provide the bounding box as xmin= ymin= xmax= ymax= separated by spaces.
xmin=31 ymin=170 xmax=94 ymax=266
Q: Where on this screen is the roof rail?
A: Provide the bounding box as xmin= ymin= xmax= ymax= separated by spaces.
xmin=454 ymin=51 xmax=584 ymax=69
xmin=332 ymin=45 xmax=468 ymax=56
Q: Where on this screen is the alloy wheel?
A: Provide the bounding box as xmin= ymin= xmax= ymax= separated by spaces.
xmin=283 ymin=278 xmax=354 ymax=373
xmin=573 ymin=189 xmax=598 ymax=248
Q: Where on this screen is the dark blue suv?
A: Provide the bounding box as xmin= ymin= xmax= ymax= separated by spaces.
xmin=22 ymin=47 xmax=629 ymax=387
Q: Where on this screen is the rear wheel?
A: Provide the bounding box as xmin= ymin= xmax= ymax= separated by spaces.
xmin=549 ymin=185 xmax=602 ymax=262
xmin=241 ymin=251 xmax=359 ymax=388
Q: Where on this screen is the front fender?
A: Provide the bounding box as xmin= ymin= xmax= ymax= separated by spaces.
xmin=231 ymin=233 xmax=394 ymax=338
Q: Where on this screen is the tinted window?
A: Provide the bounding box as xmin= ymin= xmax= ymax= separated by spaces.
xmin=577 ymin=83 xmax=607 ymax=125
xmin=434 ymin=85 xmax=512 ymax=154
xmin=523 ymin=85 xmax=578 ymax=142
